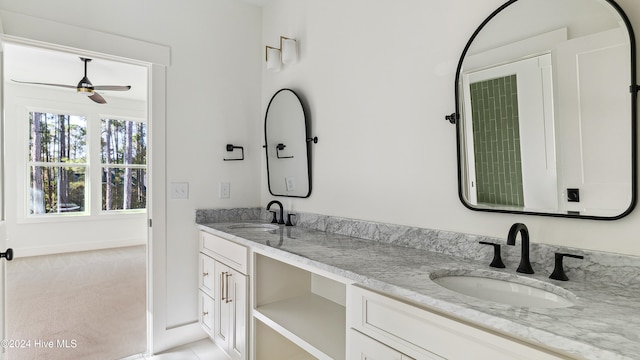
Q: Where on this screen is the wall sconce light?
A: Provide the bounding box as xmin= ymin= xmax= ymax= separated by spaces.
xmin=265 ymin=36 xmax=298 ymax=72
xmin=265 ymin=46 xmax=282 ymax=72
xmin=281 ymin=37 xmax=297 ymax=65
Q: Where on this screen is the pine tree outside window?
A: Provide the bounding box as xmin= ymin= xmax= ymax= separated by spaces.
xmin=28 ymin=112 xmax=87 ymax=215
xmin=101 ymin=118 xmax=147 ymax=211
xmin=27 ymin=112 xmax=147 ymax=216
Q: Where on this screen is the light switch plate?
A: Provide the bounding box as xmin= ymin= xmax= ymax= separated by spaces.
xmin=219 ymin=182 xmax=230 ymax=199
xmin=285 ymin=177 xmax=296 ymax=192
xmin=171 ymin=182 xmax=189 ymax=199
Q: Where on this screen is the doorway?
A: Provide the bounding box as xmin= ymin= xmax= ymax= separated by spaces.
xmin=3 ymin=42 xmax=150 ymax=359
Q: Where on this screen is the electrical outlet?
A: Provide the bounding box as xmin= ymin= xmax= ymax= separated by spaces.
xmin=285 ymin=177 xmax=296 ymax=192
xmin=219 ymin=182 xmax=230 ymax=199
xmin=171 ymin=182 xmax=189 ymax=199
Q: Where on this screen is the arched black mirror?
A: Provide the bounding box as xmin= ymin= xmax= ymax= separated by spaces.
xmin=450 ymin=0 xmax=638 ymax=219
xmin=264 ymin=89 xmax=315 ymax=197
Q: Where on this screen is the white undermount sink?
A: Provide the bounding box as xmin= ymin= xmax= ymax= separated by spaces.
xmin=431 ymin=272 xmax=576 ymax=308
xmin=227 ymin=223 xmax=279 ymax=231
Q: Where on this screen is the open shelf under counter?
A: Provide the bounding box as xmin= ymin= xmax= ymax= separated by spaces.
xmin=253 ymin=252 xmax=348 ymax=360
xmin=255 ymin=317 xmax=321 ymax=360
xmin=254 ymin=293 xmax=346 ymax=360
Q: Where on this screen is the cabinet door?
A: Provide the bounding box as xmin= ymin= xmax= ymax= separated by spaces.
xmin=214 ymin=261 xmax=248 ymax=360
xmin=199 ymin=254 xmax=215 ymax=296
xmin=349 ymin=329 xmax=412 ymax=360
xmin=214 ymin=261 xmax=231 ymax=351
xmin=199 ymin=291 xmax=215 ymax=336
xmin=228 ymin=268 xmax=247 ymax=360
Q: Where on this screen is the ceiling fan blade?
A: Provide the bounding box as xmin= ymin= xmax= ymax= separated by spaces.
xmin=93 ymin=85 xmax=131 ymax=91
xmin=12 ymin=79 xmax=76 ymax=89
xmin=88 ymin=93 xmax=107 ymax=104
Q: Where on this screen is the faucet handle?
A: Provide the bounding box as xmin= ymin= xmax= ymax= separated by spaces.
xmin=269 ymin=210 xmax=278 ymax=224
xmin=286 ymin=213 xmax=296 ymax=226
xmin=549 ymin=252 xmax=584 ymax=281
xmin=479 ymin=241 xmax=506 ymax=268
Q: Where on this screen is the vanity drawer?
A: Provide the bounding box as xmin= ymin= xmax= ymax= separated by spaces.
xmin=199 ymin=253 xmax=216 ymax=296
xmin=199 ymin=290 xmax=215 ymax=336
xmin=350 ymin=285 xmax=567 ymax=360
xmin=200 ymin=231 xmax=248 ymax=274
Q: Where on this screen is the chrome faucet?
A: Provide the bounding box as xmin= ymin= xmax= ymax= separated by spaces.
xmin=266 ymin=200 xmax=285 ymax=225
xmin=507 ymin=223 xmax=534 ymax=274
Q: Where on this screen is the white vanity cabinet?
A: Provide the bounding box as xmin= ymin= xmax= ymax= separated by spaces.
xmin=199 ymin=231 xmax=248 ymax=360
xmin=350 ymin=285 xmax=569 ymax=360
xmin=198 ymin=253 xmax=216 ymax=335
xmin=349 ymin=329 xmax=415 ymax=360
xmin=214 ymin=262 xmax=247 ymax=360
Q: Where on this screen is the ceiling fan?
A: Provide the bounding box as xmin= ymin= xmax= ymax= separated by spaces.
xmin=12 ymin=57 xmax=131 ymax=104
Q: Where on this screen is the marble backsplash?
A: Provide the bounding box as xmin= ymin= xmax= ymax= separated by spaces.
xmin=195 ymin=207 xmax=640 ymax=288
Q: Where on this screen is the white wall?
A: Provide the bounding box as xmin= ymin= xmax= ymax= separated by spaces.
xmin=2 ymin=0 xmax=640 ymax=354
xmin=260 ymin=0 xmax=640 ymax=257
xmin=0 ymin=0 xmax=264 ymax=350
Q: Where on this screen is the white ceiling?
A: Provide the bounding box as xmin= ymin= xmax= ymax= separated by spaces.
xmin=4 ymin=43 xmax=148 ymax=102
xmin=3 ymin=0 xmax=267 ymax=104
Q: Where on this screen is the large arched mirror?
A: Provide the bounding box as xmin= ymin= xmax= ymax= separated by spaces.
xmin=450 ymin=0 xmax=638 ymax=219
xmin=264 ymin=89 xmax=315 ymax=197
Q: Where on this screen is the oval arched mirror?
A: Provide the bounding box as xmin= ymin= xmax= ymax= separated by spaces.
xmin=264 ymin=89 xmax=314 ymax=197
xmin=451 ymin=0 xmax=638 ymax=219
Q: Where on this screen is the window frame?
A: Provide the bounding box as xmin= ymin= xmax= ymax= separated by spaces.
xmin=26 ymin=109 xmax=91 ymax=218
xmin=99 ymin=116 xmax=148 ymax=214
xmin=16 ymin=102 xmax=148 ymax=224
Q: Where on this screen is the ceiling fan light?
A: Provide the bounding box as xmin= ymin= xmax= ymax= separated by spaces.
xmin=77 ymin=87 xmax=94 ymax=96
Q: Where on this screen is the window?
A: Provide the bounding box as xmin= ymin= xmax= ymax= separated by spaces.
xmin=28 ymin=112 xmax=87 ymax=214
xmin=26 ymin=112 xmax=147 ymax=217
xmin=101 ymin=119 xmax=147 ymax=211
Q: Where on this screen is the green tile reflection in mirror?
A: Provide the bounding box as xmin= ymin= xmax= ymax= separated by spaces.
xmin=470 ymin=75 xmax=524 ymax=207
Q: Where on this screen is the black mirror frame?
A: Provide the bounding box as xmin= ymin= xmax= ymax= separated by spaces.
xmin=450 ymin=0 xmax=638 ymax=220
xmin=264 ymin=88 xmax=313 ymax=198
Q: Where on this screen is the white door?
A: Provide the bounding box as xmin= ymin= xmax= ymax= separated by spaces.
xmin=0 ymin=38 xmax=12 ymax=360
xmin=0 ymin=230 xmax=11 ymax=360
xmin=555 ymin=28 xmax=631 ymax=216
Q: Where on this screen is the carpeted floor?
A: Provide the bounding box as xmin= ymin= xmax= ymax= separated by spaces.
xmin=6 ymin=245 xmax=146 ymax=360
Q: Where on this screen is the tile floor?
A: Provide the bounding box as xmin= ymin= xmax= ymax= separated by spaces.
xmin=123 ymin=338 xmax=228 ymax=360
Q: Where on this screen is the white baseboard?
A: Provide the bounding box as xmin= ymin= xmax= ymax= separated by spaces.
xmin=13 ymin=238 xmax=146 ymax=258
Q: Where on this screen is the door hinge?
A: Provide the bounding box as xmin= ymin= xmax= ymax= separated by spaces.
xmin=149 ymin=219 xmax=152 ymax=227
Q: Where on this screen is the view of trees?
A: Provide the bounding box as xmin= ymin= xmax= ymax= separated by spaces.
xmin=101 ymin=119 xmax=147 ymax=211
xmin=28 ymin=112 xmax=147 ymax=215
xmin=29 ymin=112 xmax=87 ymax=214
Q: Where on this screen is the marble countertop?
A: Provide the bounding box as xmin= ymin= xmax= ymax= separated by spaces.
xmin=198 ymin=222 xmax=640 ymax=360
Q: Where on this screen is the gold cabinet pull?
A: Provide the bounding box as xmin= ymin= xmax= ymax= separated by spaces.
xmin=225 ymin=272 xmax=233 ymax=303
xmin=203 ymin=272 xmax=209 ymax=277
xmin=220 ymin=272 xmax=226 ymax=301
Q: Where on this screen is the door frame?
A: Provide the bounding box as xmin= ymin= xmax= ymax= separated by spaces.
xmin=0 ymin=11 xmax=170 ymax=356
